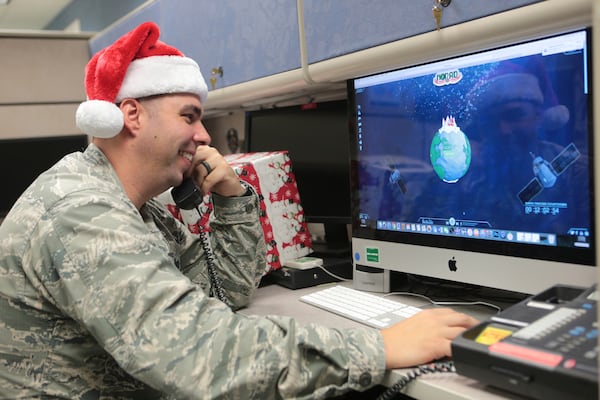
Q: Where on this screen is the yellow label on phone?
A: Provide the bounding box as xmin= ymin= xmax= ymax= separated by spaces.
xmin=475 ymin=326 xmax=513 ymax=345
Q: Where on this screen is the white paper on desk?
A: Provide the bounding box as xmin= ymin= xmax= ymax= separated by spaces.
xmin=282 ymin=256 xmax=323 ymax=270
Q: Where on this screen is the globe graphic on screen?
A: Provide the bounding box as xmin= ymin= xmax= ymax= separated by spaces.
xmin=430 ymin=116 xmax=471 ymax=183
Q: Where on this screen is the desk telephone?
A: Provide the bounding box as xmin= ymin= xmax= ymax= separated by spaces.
xmin=171 ymin=178 xmax=229 ymax=305
xmin=451 ymin=283 xmax=598 ymax=400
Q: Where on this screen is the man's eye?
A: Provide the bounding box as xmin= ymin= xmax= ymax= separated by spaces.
xmin=182 ymin=114 xmax=194 ymax=123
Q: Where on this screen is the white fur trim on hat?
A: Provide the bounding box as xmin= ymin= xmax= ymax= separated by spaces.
xmin=76 ymin=100 xmax=124 ymax=139
xmin=116 ymin=55 xmax=208 ymax=103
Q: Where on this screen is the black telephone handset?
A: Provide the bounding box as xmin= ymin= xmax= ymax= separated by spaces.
xmin=171 ymin=178 xmax=203 ymax=211
xmin=171 ymin=178 xmax=230 ymax=306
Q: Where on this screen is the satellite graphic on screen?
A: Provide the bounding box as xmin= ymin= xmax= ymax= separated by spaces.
xmin=518 ymin=142 xmax=581 ymax=204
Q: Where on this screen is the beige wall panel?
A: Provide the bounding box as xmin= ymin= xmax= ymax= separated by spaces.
xmin=0 ymin=37 xmax=88 ymax=104
xmin=0 ymin=103 xmax=83 ymax=139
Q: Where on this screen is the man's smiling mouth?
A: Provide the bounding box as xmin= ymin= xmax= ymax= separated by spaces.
xmin=179 ymin=151 xmax=194 ymax=162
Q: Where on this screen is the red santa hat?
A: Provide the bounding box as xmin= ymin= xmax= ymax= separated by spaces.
xmin=466 ymin=58 xmax=569 ymax=130
xmin=76 ymin=21 xmax=208 ymax=138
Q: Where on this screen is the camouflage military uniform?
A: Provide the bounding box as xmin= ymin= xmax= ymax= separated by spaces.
xmin=0 ymin=144 xmax=385 ymax=399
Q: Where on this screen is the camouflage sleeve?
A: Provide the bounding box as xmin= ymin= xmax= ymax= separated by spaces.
xmin=40 ymin=193 xmax=386 ymax=398
xmin=209 ymin=192 xmax=268 ymax=307
xmin=151 ymin=190 xmax=267 ymax=309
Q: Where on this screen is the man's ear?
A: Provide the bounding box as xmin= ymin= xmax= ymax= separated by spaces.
xmin=120 ymin=98 xmax=142 ymax=135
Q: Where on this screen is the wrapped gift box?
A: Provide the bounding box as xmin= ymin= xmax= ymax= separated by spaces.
xmin=158 ymin=151 xmax=312 ymax=273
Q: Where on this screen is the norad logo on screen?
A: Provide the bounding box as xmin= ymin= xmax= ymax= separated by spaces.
xmin=433 ymin=68 xmax=463 ymax=87
xmin=366 ymin=248 xmax=379 ymax=262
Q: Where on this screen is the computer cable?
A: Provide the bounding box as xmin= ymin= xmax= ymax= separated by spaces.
xmin=316 ymin=265 xmax=351 ymax=282
xmin=403 ymin=273 xmax=527 ymax=305
xmin=384 ymin=291 xmax=502 ymax=314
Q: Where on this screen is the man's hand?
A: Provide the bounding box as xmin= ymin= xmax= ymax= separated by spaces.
xmin=380 ymin=308 xmax=479 ymax=369
xmin=190 ymin=146 xmax=245 ymax=197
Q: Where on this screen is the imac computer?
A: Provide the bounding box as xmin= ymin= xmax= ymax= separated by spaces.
xmin=0 ymin=135 xmax=89 ymax=219
xmin=348 ymin=28 xmax=595 ymax=295
xmin=245 ymin=100 xmax=352 ymax=255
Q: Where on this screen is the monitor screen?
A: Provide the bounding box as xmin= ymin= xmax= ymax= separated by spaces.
xmin=348 ymin=28 xmax=595 ymax=294
xmin=0 ymin=135 xmax=89 ymax=218
xmin=245 ymin=100 xmax=352 ymax=252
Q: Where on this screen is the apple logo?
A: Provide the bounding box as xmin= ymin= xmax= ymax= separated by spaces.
xmin=448 ymin=257 xmax=458 ymax=272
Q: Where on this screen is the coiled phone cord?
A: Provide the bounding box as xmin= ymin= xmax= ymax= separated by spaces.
xmin=198 ymin=222 xmax=232 ymax=307
xmin=375 ymin=361 xmax=455 ymax=400
xmin=170 ymin=178 xmax=233 ymax=307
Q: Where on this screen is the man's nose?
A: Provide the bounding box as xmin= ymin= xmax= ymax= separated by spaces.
xmin=193 ymin=122 xmax=211 ymax=145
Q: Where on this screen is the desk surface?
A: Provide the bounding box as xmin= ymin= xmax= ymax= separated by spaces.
xmin=241 ymin=281 xmax=526 ymax=400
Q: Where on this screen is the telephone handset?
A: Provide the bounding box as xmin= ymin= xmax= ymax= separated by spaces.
xmin=171 ymin=178 xmax=230 ymax=305
xmin=171 ymin=177 xmax=203 ymax=211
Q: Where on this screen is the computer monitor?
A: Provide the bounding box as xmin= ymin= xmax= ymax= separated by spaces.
xmin=0 ymin=134 xmax=89 ymax=218
xmin=348 ymin=28 xmax=595 ymax=295
xmin=245 ymin=100 xmax=351 ymax=254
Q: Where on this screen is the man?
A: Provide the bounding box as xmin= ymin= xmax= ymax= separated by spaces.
xmin=0 ymin=22 xmax=477 ymax=399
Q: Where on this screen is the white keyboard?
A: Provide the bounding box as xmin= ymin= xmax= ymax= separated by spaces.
xmin=299 ymin=285 xmax=422 ymax=329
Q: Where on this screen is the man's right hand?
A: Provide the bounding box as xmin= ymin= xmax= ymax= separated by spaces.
xmin=380 ymin=308 xmax=479 ymax=369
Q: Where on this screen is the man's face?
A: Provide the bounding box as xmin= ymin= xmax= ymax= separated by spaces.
xmin=137 ymin=93 xmax=211 ymax=188
xmin=482 ymin=100 xmax=542 ymax=139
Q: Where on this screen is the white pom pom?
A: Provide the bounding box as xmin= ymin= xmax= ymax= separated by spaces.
xmin=75 ymin=100 xmax=124 ymax=138
xmin=541 ymin=104 xmax=570 ymax=131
